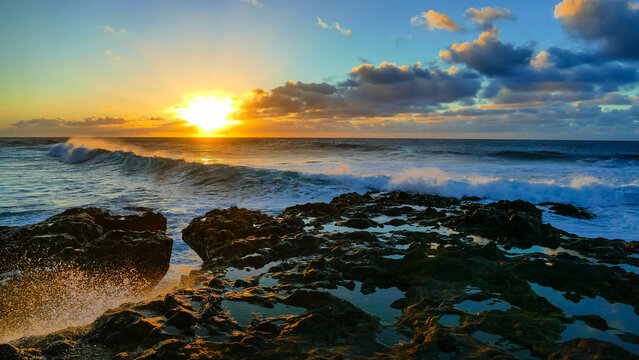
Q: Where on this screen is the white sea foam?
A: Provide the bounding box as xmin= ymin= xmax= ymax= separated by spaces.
xmin=36 ymin=138 xmax=639 ymax=241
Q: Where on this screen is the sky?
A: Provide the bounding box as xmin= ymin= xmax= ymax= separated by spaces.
xmin=0 ymin=0 xmax=638 ymax=139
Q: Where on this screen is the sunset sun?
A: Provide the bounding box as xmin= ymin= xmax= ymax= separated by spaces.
xmin=170 ymin=95 xmax=237 ymax=132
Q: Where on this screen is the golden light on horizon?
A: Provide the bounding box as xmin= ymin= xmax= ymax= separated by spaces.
xmin=169 ymin=95 xmax=237 ymax=132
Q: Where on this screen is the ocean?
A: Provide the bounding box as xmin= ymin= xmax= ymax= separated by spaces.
xmin=1 ymin=137 xmax=638 ymax=282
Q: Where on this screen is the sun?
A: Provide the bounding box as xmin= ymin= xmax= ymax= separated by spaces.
xmin=170 ymin=95 xmax=237 ymax=132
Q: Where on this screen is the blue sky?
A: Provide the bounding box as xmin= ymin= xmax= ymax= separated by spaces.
xmin=0 ymin=0 xmax=638 ymax=139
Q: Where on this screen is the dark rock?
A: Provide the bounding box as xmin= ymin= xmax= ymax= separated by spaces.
xmin=280 ymin=202 xmax=339 ymax=218
xmin=9 ymin=191 xmax=639 ymax=360
xmin=41 ymin=339 xmax=75 ymax=355
xmin=549 ymin=338 xmax=638 ymax=360
xmin=0 ymin=344 xmax=41 ymax=360
xmin=165 ymin=310 xmax=198 ymax=329
xmin=0 ymin=208 xmax=172 ymax=285
xmin=619 ymin=332 xmax=639 ymax=344
xmin=337 ymin=217 xmax=380 ymax=229
xmin=541 ymin=202 xmax=596 ymax=219
xmin=574 ymin=315 xmax=609 ymax=330
xmin=462 ymin=196 xmax=482 ymax=201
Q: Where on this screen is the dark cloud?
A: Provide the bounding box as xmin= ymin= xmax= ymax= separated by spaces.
xmin=235 ymin=62 xmax=481 ymax=120
xmin=1 ymin=117 xmax=198 ymax=137
xmin=440 ymin=28 xmax=534 ymax=76
xmin=9 ymin=117 xmax=128 ymax=128
xmin=496 ymin=61 xmax=638 ymax=93
xmin=555 ymin=0 xmax=639 ymax=59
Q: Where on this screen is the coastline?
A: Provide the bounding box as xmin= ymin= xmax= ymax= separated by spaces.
xmin=2 ymin=191 xmax=638 ymax=359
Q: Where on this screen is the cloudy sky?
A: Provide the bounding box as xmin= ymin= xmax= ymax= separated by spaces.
xmin=1 ymin=0 xmax=638 ymax=139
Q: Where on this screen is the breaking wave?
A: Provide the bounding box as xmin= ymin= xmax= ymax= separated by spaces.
xmin=47 ymin=140 xmax=639 ymax=208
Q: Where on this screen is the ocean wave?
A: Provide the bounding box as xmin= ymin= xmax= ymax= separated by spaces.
xmin=47 ymin=143 xmax=106 ymax=164
xmin=488 ymin=150 xmax=570 ymax=160
xmin=46 ymin=140 xmax=639 ymax=209
xmin=387 ymin=168 xmax=639 ymax=207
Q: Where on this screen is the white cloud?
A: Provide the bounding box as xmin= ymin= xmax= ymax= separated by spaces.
xmin=316 ymin=16 xmax=329 ymax=29
xmin=104 ymin=49 xmax=121 ymax=61
xmin=316 ymin=17 xmax=352 ymax=37
xmin=239 ymin=0 xmax=262 ymax=8
xmin=103 ymin=25 xmax=126 ymax=34
xmin=410 ymin=10 xmax=462 ymax=31
xmin=335 ymin=23 xmax=352 ymax=37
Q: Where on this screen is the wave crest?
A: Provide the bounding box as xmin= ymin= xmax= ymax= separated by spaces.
xmin=46 ymin=140 xmax=639 ymax=208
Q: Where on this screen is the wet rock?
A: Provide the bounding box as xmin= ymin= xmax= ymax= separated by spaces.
xmin=7 ymin=191 xmax=639 ymax=359
xmin=337 ymin=217 xmax=380 ymax=229
xmin=0 ymin=208 xmax=171 ymax=285
xmin=280 ymin=202 xmax=339 ymax=218
xmin=549 ymin=338 xmax=639 ymax=360
xmin=0 ymin=344 xmax=41 ymax=360
xmin=41 ymin=339 xmax=75 ymax=355
xmin=619 ymin=332 xmax=639 ymax=344
xmin=165 ymin=310 xmax=198 ymax=329
xmin=574 ymin=315 xmax=609 ymax=331
xmin=541 ymin=202 xmax=596 ymax=219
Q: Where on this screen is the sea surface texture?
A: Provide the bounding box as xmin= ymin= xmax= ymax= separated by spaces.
xmin=1 ymin=137 xmax=638 ymax=278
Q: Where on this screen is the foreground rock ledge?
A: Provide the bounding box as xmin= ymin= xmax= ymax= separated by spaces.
xmin=0 ymin=208 xmax=173 ymax=340
xmin=4 ymin=192 xmax=639 ymax=359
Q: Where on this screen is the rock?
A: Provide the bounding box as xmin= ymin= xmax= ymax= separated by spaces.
xmin=541 ymin=202 xmax=596 ymax=219
xmin=165 ymin=310 xmax=198 ymax=329
xmin=6 ymin=191 xmax=639 ymax=360
xmin=0 ymin=208 xmax=172 ymax=340
xmin=280 ymin=202 xmax=339 ymax=218
xmin=549 ymin=338 xmax=638 ymax=360
xmin=41 ymin=339 xmax=75 ymax=355
xmin=619 ymin=332 xmax=639 ymax=344
xmin=0 ymin=208 xmax=171 ymax=285
xmin=0 ymin=344 xmax=41 ymax=360
xmin=574 ymin=315 xmax=609 ymax=330
xmin=337 ymin=217 xmax=380 ymax=229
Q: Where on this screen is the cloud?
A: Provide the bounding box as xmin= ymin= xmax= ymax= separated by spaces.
xmin=1 ymin=117 xmax=198 ymax=137
xmin=316 ymin=17 xmax=352 ymax=37
xmin=239 ymin=0 xmax=262 ymax=7
xmin=234 ymin=62 xmax=481 ymax=121
xmin=394 ymin=35 xmax=413 ymax=48
xmin=440 ymin=27 xmax=534 ymax=75
xmin=411 ymin=10 xmax=463 ymax=31
xmin=555 ymin=0 xmax=639 ymax=59
xmin=335 ymin=23 xmax=352 ymax=37
xmin=316 ymin=16 xmax=329 ymax=29
xmin=104 ymin=50 xmax=121 ymax=61
xmin=465 ymin=7 xmax=514 ymax=29
xmin=103 ymin=25 xmax=126 ymax=34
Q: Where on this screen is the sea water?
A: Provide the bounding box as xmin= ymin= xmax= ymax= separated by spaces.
xmin=1 ymin=137 xmax=638 ymax=275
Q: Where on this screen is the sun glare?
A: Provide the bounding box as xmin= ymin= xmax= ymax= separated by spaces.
xmin=170 ymin=95 xmax=237 ymax=132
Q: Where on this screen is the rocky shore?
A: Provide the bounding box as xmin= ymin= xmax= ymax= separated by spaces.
xmin=2 ymin=192 xmax=639 ymax=359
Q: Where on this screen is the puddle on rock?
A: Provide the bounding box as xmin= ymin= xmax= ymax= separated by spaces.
xmin=319 ymin=281 xmax=404 ymax=324
xmin=438 ymin=314 xmax=461 ymax=327
xmin=376 ymin=324 xmax=410 ymax=347
xmin=221 ymin=300 xmax=305 ymax=327
xmin=454 ymin=298 xmax=513 ymax=314
xmin=472 ymin=331 xmax=539 ymax=359
xmin=530 ymin=282 xmax=639 ymax=353
xmin=225 ymin=261 xmax=282 ymax=282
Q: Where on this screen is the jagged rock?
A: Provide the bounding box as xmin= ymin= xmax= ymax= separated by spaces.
xmin=0 ymin=208 xmax=171 ymax=284
xmin=549 ymin=338 xmax=639 ymax=360
xmin=5 ymin=191 xmax=639 ymax=359
xmin=541 ymin=202 xmax=596 ymax=219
